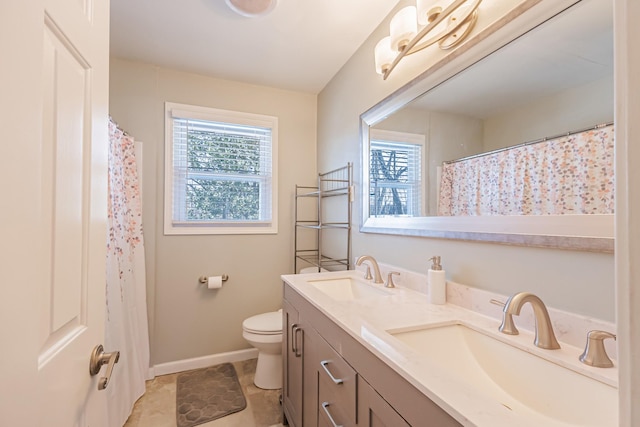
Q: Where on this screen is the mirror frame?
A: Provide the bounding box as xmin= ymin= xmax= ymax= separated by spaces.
xmin=360 ymin=0 xmax=614 ymax=253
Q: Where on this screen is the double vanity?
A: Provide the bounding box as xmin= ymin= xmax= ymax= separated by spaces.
xmin=281 ymin=267 xmax=618 ymax=427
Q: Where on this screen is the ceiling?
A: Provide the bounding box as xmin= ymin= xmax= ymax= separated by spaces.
xmin=109 ymin=0 xmax=399 ymax=94
xmin=409 ymin=0 xmax=613 ymax=119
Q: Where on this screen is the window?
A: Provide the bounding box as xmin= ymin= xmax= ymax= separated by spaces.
xmin=165 ymin=102 xmax=278 ymax=234
xmin=369 ymin=129 xmax=424 ymax=217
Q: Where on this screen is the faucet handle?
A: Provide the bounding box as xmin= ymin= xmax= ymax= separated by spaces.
xmin=498 ymin=312 xmax=519 ymax=335
xmin=495 ymin=297 xmax=519 ymax=335
xmin=385 ymin=271 xmax=399 ymax=288
xmin=579 ymin=330 xmax=616 ymax=368
xmin=363 ymin=265 xmax=373 ymax=281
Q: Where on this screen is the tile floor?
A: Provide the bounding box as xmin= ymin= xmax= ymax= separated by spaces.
xmin=124 ymin=359 xmax=284 ymax=427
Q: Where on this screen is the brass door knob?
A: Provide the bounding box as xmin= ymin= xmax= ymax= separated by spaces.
xmin=89 ymin=344 xmax=120 ymax=390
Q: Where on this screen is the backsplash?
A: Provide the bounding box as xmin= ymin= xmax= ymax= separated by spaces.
xmin=355 ymin=261 xmax=617 ymax=359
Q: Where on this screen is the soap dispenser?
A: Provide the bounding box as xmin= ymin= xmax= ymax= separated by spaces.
xmin=428 ymin=256 xmax=446 ymax=304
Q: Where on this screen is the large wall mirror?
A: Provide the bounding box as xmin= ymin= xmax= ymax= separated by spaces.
xmin=360 ymin=0 xmax=614 ymax=252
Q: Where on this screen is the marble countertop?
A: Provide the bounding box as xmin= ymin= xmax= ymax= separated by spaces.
xmin=282 ymin=269 xmax=618 ymax=427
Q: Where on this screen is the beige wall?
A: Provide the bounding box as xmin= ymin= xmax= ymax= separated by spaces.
xmin=483 ymin=75 xmax=614 ymax=151
xmin=109 ymin=58 xmax=317 ymax=364
xmin=317 ymin=1 xmax=615 ymax=321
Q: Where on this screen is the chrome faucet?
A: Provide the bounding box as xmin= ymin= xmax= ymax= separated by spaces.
xmin=499 ymin=292 xmax=561 ymax=350
xmin=355 ymin=255 xmax=383 ymax=284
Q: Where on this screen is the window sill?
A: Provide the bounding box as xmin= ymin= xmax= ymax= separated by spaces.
xmin=164 ymin=221 xmax=277 ymax=235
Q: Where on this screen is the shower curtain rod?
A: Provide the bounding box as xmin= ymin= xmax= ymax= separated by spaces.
xmin=109 ymin=115 xmax=131 ymax=136
xmin=443 ymin=121 xmax=614 ymax=165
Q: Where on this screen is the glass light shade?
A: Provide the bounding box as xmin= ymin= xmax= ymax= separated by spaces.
xmin=417 ymin=0 xmax=445 ymax=25
xmin=390 ymin=6 xmax=418 ymax=52
xmin=225 ymin=0 xmax=277 ymax=17
xmin=374 ymin=37 xmax=395 ymax=75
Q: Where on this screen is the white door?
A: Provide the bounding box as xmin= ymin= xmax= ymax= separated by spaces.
xmin=0 ymin=0 xmax=111 ymax=425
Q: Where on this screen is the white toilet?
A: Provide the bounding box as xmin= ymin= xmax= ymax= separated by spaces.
xmin=242 ymin=309 xmax=283 ymax=389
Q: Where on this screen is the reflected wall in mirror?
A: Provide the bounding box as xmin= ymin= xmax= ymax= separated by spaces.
xmin=361 ymin=0 xmax=614 ymax=252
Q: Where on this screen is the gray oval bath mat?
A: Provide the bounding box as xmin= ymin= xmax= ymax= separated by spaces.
xmin=176 ymin=363 xmax=247 ymax=427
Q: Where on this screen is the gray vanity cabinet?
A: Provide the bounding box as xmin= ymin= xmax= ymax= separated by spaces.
xmin=283 ymin=282 xmax=462 ymax=427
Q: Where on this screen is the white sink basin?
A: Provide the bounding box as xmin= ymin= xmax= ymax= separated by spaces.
xmin=387 ymin=324 xmax=618 ymax=426
xmin=308 ymin=277 xmax=391 ymax=301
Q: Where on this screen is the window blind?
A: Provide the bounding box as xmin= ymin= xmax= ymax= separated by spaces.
xmin=171 ymin=116 xmax=273 ymax=224
xmin=370 ymin=140 xmax=422 ymax=216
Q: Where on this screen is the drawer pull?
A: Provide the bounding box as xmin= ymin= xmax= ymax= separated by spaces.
xmin=321 ymin=402 xmax=343 ymax=427
xmin=320 ymin=360 xmax=344 ymax=384
xmin=293 ymin=326 xmax=303 ymax=357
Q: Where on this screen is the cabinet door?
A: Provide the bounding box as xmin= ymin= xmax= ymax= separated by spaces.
xmin=358 ymin=377 xmax=410 ymax=427
xmin=283 ymin=299 xmax=303 ymax=427
xmin=301 ymin=324 xmax=320 ymax=427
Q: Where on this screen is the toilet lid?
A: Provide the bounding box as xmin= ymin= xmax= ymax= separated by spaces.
xmin=243 ymin=311 xmax=282 ymax=334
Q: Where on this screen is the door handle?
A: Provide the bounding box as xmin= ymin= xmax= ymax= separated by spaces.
xmin=293 ymin=326 xmax=303 ymax=357
xmin=89 ymin=344 xmax=120 ymax=390
xmin=291 ymin=323 xmax=299 ymax=354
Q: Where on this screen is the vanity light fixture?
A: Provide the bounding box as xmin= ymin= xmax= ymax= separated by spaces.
xmin=375 ymin=0 xmax=482 ymax=79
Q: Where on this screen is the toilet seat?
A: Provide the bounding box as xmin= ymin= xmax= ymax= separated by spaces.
xmin=242 ymin=311 xmax=282 ymax=335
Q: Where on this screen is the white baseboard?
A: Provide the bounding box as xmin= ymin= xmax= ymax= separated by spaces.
xmin=151 ymin=348 xmax=259 ymax=378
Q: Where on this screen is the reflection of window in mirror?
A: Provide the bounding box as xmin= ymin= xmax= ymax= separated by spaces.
xmin=369 ymin=129 xmax=425 ymax=217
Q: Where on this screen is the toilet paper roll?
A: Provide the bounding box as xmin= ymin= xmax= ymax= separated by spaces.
xmin=207 ymin=275 xmax=223 ymax=289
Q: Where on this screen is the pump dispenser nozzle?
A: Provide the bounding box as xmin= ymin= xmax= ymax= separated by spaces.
xmin=429 ymin=256 xmax=442 ymax=270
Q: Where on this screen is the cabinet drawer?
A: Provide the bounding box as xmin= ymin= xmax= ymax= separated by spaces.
xmin=316 ymin=336 xmax=357 ymax=425
xmin=319 ymin=375 xmax=354 ymax=427
xmin=318 ymin=401 xmax=356 ymax=427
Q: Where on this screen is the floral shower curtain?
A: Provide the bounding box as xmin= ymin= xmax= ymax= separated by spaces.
xmin=438 ymin=125 xmax=614 ymax=216
xmin=106 ymin=118 xmax=150 ymax=426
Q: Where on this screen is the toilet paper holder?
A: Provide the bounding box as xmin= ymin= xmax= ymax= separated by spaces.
xmin=198 ymin=274 xmax=229 ymax=284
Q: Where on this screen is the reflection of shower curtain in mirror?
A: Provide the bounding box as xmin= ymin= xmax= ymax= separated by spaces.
xmin=438 ymin=125 xmax=614 ymax=216
xmin=106 ymin=119 xmax=150 ymax=426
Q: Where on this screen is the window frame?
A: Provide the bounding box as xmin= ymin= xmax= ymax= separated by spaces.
xmin=164 ymin=102 xmax=278 ymax=235
xmin=369 ymin=129 xmax=426 ymax=217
